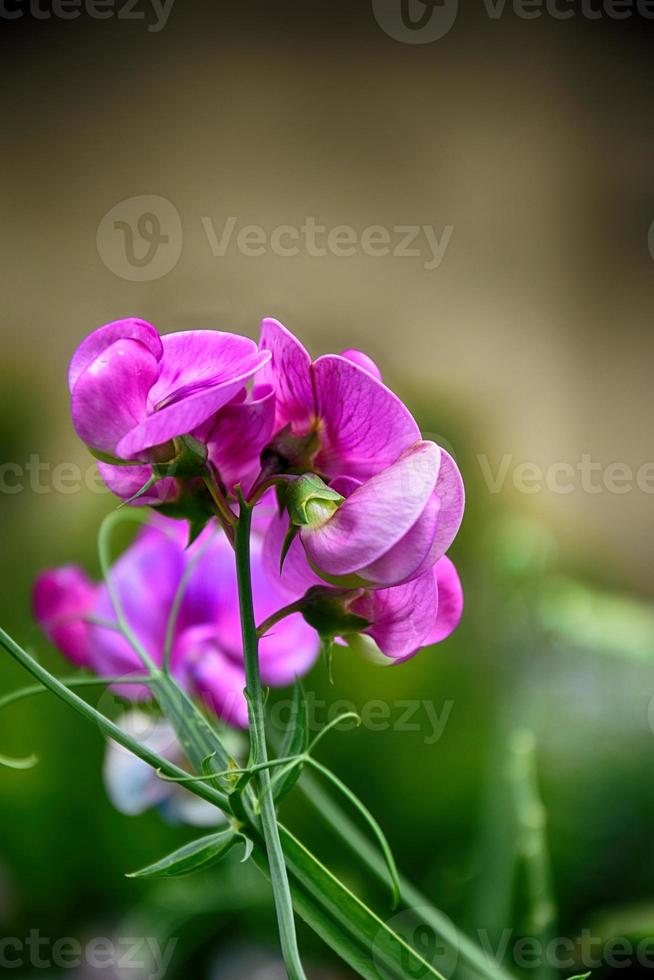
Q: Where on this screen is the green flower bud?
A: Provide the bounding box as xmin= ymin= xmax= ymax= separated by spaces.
xmin=286 ymin=474 xmax=344 ymax=529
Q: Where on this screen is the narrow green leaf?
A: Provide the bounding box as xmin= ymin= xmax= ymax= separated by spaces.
xmin=254 ymin=826 xmax=448 ymax=980
xmin=567 ymin=974 xmax=591 ymax=980
xmin=272 ymin=680 xmax=308 ymax=804
xmin=127 ymin=830 xmax=237 ymax=879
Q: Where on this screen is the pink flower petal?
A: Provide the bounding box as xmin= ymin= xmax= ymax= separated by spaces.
xmin=71 ymin=338 xmax=160 ymax=455
xmin=205 ymin=384 xmax=276 ymax=492
xmin=68 ymin=318 xmax=162 ymax=393
xmin=352 ymin=571 xmax=437 ymax=660
xmin=259 ymin=318 xmax=315 ymax=432
xmin=339 ymin=348 xmax=383 ymax=382
xmin=302 ymin=441 xmax=440 ymax=581
xmin=117 ymin=350 xmax=270 ymax=457
xmin=425 ymin=556 xmax=463 ymax=646
xmin=360 ymin=489 xmax=441 ymax=587
xmin=312 ymin=355 xmax=421 ymax=480
xmin=431 ymin=449 xmax=465 ymax=560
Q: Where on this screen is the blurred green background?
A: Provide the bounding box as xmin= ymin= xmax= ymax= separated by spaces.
xmin=2 ymin=3 xmax=654 ymax=977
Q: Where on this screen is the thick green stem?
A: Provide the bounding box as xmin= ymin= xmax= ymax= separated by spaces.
xmin=234 ymin=495 xmax=306 ymax=980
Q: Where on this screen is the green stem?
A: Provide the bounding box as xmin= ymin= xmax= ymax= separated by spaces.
xmin=234 ymin=494 xmax=306 ymax=980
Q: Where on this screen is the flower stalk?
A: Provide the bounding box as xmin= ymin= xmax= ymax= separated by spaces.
xmin=234 ymin=491 xmax=307 ymax=980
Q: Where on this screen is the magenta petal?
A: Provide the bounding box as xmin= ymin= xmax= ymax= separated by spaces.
xmin=71 ymin=338 xmax=160 ymax=455
xmin=97 ymin=462 xmax=179 ymax=506
xmin=313 ymin=355 xmax=421 ymax=480
xmin=339 ymin=348 xmax=383 ymax=382
xmin=33 ymin=566 xmax=97 ymax=668
xmin=68 ymin=318 xmax=162 ymax=393
xmin=353 ymin=571 xmax=437 ymax=661
xmin=361 ymin=490 xmax=441 ymax=587
xmin=205 ymin=384 xmax=276 ymax=492
xmin=259 ymin=318 xmax=315 ymax=431
xmin=431 ymin=449 xmax=465 ymax=561
xmin=394 ymin=450 xmax=465 ymax=581
xmin=302 ymin=442 xmax=440 ymax=580
xmin=149 ymin=331 xmax=263 ymax=406
xmin=425 ymin=556 xmax=463 ymax=645
xmin=117 ymin=350 xmax=270 ymax=457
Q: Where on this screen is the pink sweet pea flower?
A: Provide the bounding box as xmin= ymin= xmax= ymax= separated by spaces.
xmin=69 ymin=318 xmax=270 ymax=461
xmin=259 ymin=318 xmax=421 ymax=481
xmin=283 ymin=441 xmax=464 ymax=589
xmin=263 ymin=505 xmax=463 ymax=662
xmin=33 ymin=516 xmax=319 ymax=727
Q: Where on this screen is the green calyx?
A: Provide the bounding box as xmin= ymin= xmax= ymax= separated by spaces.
xmin=89 ymin=434 xmax=208 ymax=477
xmin=299 ymin=586 xmax=371 ymax=639
xmin=286 ymin=474 xmax=344 ymax=529
xmin=153 ymin=434 xmax=208 ymax=478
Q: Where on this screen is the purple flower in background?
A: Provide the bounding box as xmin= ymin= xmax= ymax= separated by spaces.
xmin=69 ymin=318 xmax=270 ymax=461
xmin=33 ymin=516 xmax=319 ymax=727
xmin=33 ymin=566 xmax=97 ymax=669
xmin=259 ymin=318 xmax=421 ymax=481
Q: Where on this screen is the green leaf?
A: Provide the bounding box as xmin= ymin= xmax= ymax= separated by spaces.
xmin=272 ymin=680 xmax=309 ymax=804
xmin=253 ymin=826 xmax=448 ymax=980
xmin=127 ymin=830 xmax=237 ymax=879
xmin=567 ymin=974 xmax=591 ymax=980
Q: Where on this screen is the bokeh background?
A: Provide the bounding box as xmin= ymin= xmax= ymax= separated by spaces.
xmin=2 ymin=2 xmax=654 ymax=977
